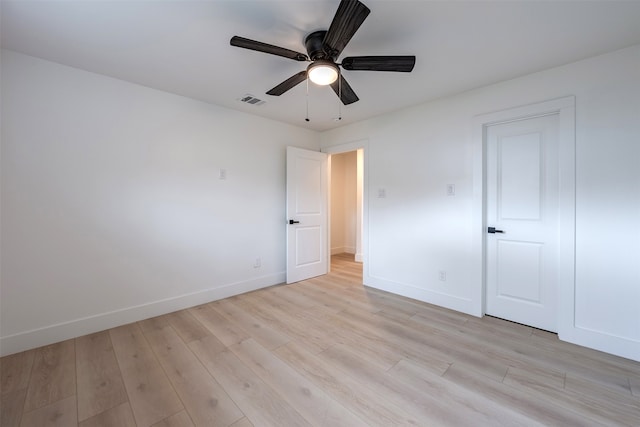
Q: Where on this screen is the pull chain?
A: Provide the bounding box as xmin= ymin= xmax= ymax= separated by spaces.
xmin=337 ymin=73 xmax=342 ymax=121
xmin=305 ymin=76 xmax=310 ymax=122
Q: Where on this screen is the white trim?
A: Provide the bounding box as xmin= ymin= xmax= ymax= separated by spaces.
xmin=331 ymin=246 xmax=356 ymax=255
xmin=331 ymin=246 xmax=345 ymax=255
xmin=0 ymin=272 xmax=283 ymax=356
xmin=473 ymin=96 xmax=576 ymax=333
xmin=322 ymin=140 xmax=368 ymax=155
xmin=366 ymin=275 xmax=476 ymax=315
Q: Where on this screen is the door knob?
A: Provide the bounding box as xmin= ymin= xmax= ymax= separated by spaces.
xmin=289 ymin=219 xmax=300 ymax=225
xmin=487 ymin=227 xmax=504 ymax=234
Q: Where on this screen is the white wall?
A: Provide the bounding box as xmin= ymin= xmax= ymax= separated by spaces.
xmin=3 ymin=45 xmax=639 ymax=361
xmin=320 ymin=45 xmax=640 ymax=361
xmin=330 ymin=151 xmax=357 ymax=255
xmin=0 ymin=50 xmax=319 ymax=355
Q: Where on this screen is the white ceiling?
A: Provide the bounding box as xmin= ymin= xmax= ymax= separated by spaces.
xmin=3 ymin=1 xmax=640 ymax=131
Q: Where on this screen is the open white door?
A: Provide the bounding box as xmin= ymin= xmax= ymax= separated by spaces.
xmin=286 ymin=146 xmax=328 ymax=284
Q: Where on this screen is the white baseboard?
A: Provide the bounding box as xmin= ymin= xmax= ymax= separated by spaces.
xmin=331 ymin=246 xmax=356 ymax=255
xmin=0 ymin=272 xmax=284 ymax=356
xmin=559 ymin=324 xmax=640 ymax=363
xmin=364 ymin=274 xmax=478 ymax=317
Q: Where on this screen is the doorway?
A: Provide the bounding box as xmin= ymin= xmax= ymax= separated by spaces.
xmin=330 ymin=150 xmax=362 ymax=264
xmin=323 ymin=140 xmax=367 ymax=276
xmin=286 ymin=142 xmax=367 ymax=284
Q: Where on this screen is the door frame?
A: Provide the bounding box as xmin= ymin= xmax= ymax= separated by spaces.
xmin=322 ymin=140 xmax=368 ymax=275
xmin=472 ymin=97 xmax=575 ymax=338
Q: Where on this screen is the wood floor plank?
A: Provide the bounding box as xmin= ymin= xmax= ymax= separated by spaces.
xmin=529 ymin=329 xmax=640 ymax=377
xmin=324 ymin=313 xmax=416 ymax=371
xmin=471 ymin=315 xmax=534 ymax=338
xmin=265 ymin=285 xmax=317 ymax=310
xmin=75 ymin=331 xmax=128 ymax=421
xmin=109 ymin=323 xmax=183 ymax=427
xmin=189 ymin=345 xmax=311 ymax=427
xmin=631 ymin=376 xmax=640 ymax=397
xmin=257 ymin=286 xmax=340 ymax=321
xmin=150 ymin=410 xmax=195 ymax=427
xmin=139 ymin=318 xmax=244 ymax=427
xmin=504 ymin=366 xmax=639 ymax=426
xmin=248 ymin=290 xmax=398 ymax=368
xmin=564 ymin=372 xmax=640 ymax=408
xmin=230 ymin=338 xmax=369 ymax=427
xmin=1 ymin=388 xmax=27 ymax=427
xmin=78 ymin=401 xmax=137 ymax=427
xmin=462 ymin=318 xmax=634 ymax=395
xmin=1 ymin=350 xmax=35 ymax=396
xmin=239 ymin=288 xmax=332 ymax=351
xmin=527 ymin=334 xmax=638 ymax=393
xmin=186 ymin=334 xmax=226 ymax=359
xmin=409 ymin=305 xmax=580 ymax=385
xmin=406 ymin=310 xmax=571 ymax=381
xmin=211 ymin=299 xmax=291 ymax=350
xmin=188 ymin=304 xmax=248 ymax=347
xmin=228 ymin=417 xmax=253 ymax=427
xmin=165 ymin=310 xmax=211 ymax=344
xmin=319 ymin=343 xmax=490 ymax=426
xmin=389 ymin=358 xmax=541 ymax=426
xmin=230 ymin=293 xmax=332 ymax=355
xmin=23 ymin=340 xmax=75 ymax=412
xmin=256 ymin=287 xmax=409 ymax=370
xmin=409 ymin=310 xmax=470 ymax=333
xmin=299 ymin=277 xmax=380 ymax=314
xmin=336 ymin=285 xmax=418 ymax=319
xmin=338 ymin=307 xmax=507 ymax=380
xmin=19 ymin=395 xmax=77 ymax=427
xmin=443 ymin=362 xmax=602 ymax=426
xmin=275 ymin=341 xmax=421 ymax=426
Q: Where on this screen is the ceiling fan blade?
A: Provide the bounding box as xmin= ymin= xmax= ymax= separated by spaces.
xmin=266 ymin=71 xmax=308 ymax=96
xmin=341 ymin=55 xmax=416 ymax=72
xmin=230 ymin=36 xmax=308 ymax=61
xmin=330 ymin=74 xmax=359 ymax=105
xmin=323 ymin=0 xmax=371 ymax=59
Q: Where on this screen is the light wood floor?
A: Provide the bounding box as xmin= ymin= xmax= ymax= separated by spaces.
xmin=2 ymin=253 xmax=639 ymax=426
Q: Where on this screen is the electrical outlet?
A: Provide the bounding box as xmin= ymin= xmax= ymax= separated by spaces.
xmin=446 ymin=184 xmax=455 ymax=196
xmin=439 ymin=270 xmax=447 ymax=281
xmin=254 ymin=257 xmax=261 ymax=268
xmin=378 ymin=188 xmax=386 ymax=198
xmin=219 ymin=168 xmax=227 ymax=180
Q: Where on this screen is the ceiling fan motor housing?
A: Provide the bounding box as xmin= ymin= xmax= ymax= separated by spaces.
xmin=305 ymin=30 xmax=330 ymax=61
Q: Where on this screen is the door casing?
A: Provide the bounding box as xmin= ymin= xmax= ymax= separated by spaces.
xmin=472 ymin=97 xmax=575 ymax=339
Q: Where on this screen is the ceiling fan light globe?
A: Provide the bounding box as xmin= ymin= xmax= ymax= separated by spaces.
xmin=308 ymin=62 xmax=338 ymax=86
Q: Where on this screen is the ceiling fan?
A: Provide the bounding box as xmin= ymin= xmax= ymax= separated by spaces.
xmin=230 ymin=0 xmax=416 ymax=105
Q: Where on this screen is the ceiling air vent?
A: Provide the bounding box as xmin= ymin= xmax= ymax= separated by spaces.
xmin=238 ymin=94 xmax=266 ymax=106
